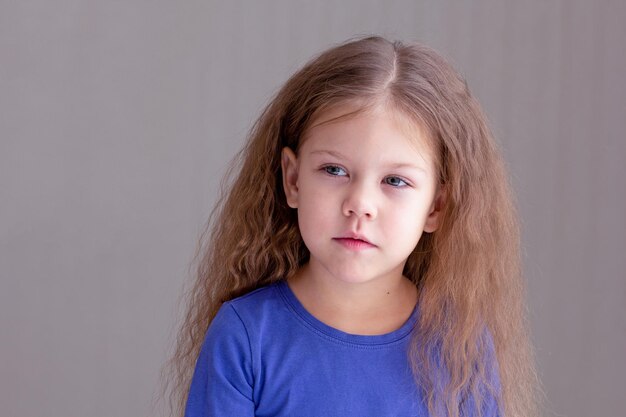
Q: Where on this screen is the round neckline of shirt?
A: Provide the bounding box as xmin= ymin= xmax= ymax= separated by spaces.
xmin=275 ymin=279 xmax=419 ymax=346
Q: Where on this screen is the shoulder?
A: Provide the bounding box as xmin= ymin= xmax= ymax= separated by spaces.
xmin=186 ymin=285 xmax=286 ymax=415
xmin=192 ymin=284 xmax=286 ymax=391
xmin=224 ymin=281 xmax=285 ymax=319
xmin=210 ymin=281 xmax=289 ymax=340
xmin=227 ymin=281 xmax=283 ymax=307
xmin=196 ymin=280 xmax=291 ymax=388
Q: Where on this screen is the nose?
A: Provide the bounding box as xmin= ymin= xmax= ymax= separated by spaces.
xmin=341 ymin=181 xmax=378 ymax=220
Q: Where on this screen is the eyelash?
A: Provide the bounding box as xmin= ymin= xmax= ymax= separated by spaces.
xmin=321 ymin=165 xmax=410 ymax=188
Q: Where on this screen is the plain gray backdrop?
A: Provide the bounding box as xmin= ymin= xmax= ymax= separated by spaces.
xmin=1 ymin=1 xmax=625 ymax=416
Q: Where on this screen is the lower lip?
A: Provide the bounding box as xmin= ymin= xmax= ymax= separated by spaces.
xmin=333 ymin=238 xmax=376 ymax=250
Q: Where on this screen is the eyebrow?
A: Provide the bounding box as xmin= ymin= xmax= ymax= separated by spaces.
xmin=310 ymin=149 xmax=348 ymax=159
xmin=309 ymin=149 xmax=428 ymax=173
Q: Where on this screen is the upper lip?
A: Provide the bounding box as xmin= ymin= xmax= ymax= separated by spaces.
xmin=335 ymin=232 xmax=375 ymax=245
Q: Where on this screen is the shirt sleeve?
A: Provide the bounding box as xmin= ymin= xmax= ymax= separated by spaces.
xmin=184 ymin=303 xmax=255 ymax=417
xmin=478 ymin=327 xmax=503 ymax=417
xmin=457 ymin=327 xmax=503 ymax=417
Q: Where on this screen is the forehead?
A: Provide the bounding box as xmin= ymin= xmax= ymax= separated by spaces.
xmin=300 ymin=102 xmax=436 ymax=166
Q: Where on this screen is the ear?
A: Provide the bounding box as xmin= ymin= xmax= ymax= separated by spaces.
xmin=423 ymin=184 xmax=446 ymax=233
xmin=281 ymin=147 xmax=299 ymax=208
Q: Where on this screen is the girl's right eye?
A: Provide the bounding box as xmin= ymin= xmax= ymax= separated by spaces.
xmin=323 ymin=165 xmax=347 ymax=176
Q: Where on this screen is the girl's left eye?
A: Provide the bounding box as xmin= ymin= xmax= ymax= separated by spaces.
xmin=384 ymin=176 xmax=408 ymax=187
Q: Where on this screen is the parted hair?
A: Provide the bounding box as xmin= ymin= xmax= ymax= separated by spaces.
xmin=158 ymin=36 xmax=540 ymax=417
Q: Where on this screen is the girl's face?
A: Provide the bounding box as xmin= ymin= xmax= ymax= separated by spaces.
xmin=281 ymin=103 xmax=444 ymax=287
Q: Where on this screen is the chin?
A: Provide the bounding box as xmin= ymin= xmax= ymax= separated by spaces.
xmin=329 ymin=268 xmax=380 ymax=285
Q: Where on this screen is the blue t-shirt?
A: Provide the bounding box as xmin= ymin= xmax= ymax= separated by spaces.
xmin=184 ymin=280 xmax=500 ymax=417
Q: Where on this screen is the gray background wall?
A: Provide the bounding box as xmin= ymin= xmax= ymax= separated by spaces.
xmin=1 ymin=1 xmax=624 ymax=416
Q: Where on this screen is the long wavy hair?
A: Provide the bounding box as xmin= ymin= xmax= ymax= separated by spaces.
xmin=158 ymin=36 xmax=541 ymax=417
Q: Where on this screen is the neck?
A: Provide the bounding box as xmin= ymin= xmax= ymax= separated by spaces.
xmin=287 ymin=262 xmax=418 ymax=335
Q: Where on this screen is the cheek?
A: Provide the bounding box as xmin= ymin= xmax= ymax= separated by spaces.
xmin=295 ymin=183 xmax=334 ymax=239
xmin=383 ymin=200 xmax=431 ymax=239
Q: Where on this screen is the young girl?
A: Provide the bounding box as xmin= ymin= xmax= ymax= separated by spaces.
xmin=163 ymin=36 xmax=539 ymax=417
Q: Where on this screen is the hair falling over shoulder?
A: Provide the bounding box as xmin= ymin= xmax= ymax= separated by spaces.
xmin=157 ymin=36 xmax=541 ymax=417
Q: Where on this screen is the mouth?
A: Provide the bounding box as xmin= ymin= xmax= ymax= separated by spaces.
xmin=332 ymin=235 xmax=376 ymax=250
